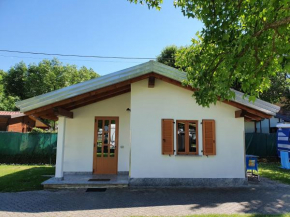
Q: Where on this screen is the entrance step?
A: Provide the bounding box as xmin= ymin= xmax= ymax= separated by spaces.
xmin=42 ymin=174 xmax=129 ymax=189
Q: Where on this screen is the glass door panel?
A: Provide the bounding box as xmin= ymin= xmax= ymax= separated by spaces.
xmin=110 ymin=120 xmax=116 ymax=157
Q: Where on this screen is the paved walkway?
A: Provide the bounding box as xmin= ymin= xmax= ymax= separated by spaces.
xmin=0 ymin=182 xmax=290 ymax=216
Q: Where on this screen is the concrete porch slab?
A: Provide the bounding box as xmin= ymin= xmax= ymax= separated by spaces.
xmin=42 ymin=174 xmax=129 ymax=189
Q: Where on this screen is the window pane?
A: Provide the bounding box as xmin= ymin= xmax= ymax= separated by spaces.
xmin=110 ymin=146 xmax=115 ymax=157
xmin=177 ymin=122 xmax=185 ymax=152
xmin=104 ymin=120 xmax=109 ymax=132
xmin=110 ymin=120 xmax=116 ymax=157
xmin=96 ymin=144 xmax=102 ymax=157
xmin=103 ymin=145 xmax=108 ymax=157
xmin=189 ymin=122 xmax=197 ymax=153
xmin=97 ymin=120 xmax=103 ymax=157
xmin=104 ymin=132 xmax=109 ymax=144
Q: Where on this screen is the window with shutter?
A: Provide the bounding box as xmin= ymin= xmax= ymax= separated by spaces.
xmin=176 ymin=120 xmax=198 ymax=155
xmin=202 ymin=120 xmax=216 ymax=155
xmin=161 ymin=119 xmax=174 ymax=155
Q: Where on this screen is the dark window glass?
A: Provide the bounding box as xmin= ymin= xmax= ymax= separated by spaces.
xmin=177 ymin=122 xmax=185 ymax=152
xmin=103 ymin=146 xmax=108 ymax=157
xmin=97 ymin=120 xmax=103 ymax=157
xmin=189 ymin=122 xmax=197 ymax=153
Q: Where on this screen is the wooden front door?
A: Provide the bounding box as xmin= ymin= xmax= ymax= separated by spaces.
xmin=93 ymin=117 xmax=119 ymax=174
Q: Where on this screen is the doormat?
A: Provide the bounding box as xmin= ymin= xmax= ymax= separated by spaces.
xmin=86 ymin=188 xmax=107 ymax=192
xmin=88 ymin=179 xmax=111 ymax=181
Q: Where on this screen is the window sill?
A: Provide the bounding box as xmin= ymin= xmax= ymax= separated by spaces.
xmin=175 ymin=154 xmax=203 ymax=157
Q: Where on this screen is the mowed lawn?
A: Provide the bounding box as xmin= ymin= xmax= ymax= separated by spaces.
xmin=0 ymin=164 xmax=55 ymax=192
xmin=259 ymin=162 xmax=290 ymax=185
xmin=179 ymin=214 xmax=290 ymax=217
xmin=0 ymin=162 xmax=289 ymax=193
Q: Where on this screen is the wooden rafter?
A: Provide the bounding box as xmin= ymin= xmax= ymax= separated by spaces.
xmin=235 ymin=110 xmax=246 ymax=118
xmin=65 ymin=88 xmax=131 ymax=111
xmin=224 ymin=100 xmax=272 ymax=119
xmin=53 ymin=107 xmax=73 ymax=119
xmin=24 ymin=72 xmax=195 ymax=116
xmin=24 ymin=73 xmax=152 ymax=115
xmin=64 ymin=85 xmax=131 ymax=110
xmin=235 ymin=109 xmax=262 ymax=121
xmin=22 ymin=72 xmax=273 ymax=121
xmin=244 ymin=113 xmax=262 ymax=121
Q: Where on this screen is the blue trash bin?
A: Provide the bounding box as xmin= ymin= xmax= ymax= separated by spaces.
xmin=246 ymin=155 xmax=259 ymax=181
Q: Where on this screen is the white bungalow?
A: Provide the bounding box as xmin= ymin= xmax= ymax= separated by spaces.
xmin=16 ymin=61 xmax=280 ymax=188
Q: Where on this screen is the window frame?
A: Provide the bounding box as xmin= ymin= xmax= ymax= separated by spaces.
xmin=176 ymin=120 xmax=199 ymax=155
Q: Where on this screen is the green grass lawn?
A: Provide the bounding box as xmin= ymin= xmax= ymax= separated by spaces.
xmin=0 ymin=164 xmax=55 ymax=192
xmin=0 ymin=162 xmax=289 ymax=193
xmin=136 ymin=215 xmax=290 ymax=217
xmin=259 ymin=162 xmax=290 ymax=185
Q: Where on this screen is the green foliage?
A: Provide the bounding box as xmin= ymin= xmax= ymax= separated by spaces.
xmin=1 ymin=58 xmax=99 ymax=110
xmin=129 ymin=0 xmax=290 ymax=107
xmin=0 ymin=70 xmax=19 ymax=111
xmin=30 ymin=127 xmax=47 ymax=133
xmin=158 ymin=45 xmax=290 ymax=107
xmin=259 ymin=72 xmax=289 ymax=105
xmin=129 ymin=0 xmax=163 ymax=10
xmin=157 ymin=45 xmax=180 ymax=68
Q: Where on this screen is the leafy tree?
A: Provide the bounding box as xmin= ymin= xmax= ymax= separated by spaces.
xmin=4 ymin=58 xmax=99 ymax=102
xmin=157 ymin=45 xmax=179 ymax=68
xmin=129 ymin=0 xmax=290 ymax=107
xmin=4 ymin=62 xmax=27 ymax=100
xmin=0 ymin=70 xmax=19 ymax=111
xmin=157 ymin=45 xmax=290 ymax=108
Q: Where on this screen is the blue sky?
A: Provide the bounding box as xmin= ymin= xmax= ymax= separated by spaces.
xmin=0 ymin=0 xmax=202 ymax=75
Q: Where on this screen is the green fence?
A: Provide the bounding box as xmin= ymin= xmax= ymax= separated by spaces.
xmin=245 ymin=133 xmax=277 ymax=157
xmin=0 ymin=132 xmax=57 ymax=164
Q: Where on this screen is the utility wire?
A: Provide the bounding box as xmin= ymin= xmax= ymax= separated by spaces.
xmin=0 ymin=49 xmax=162 ymax=60
xmin=0 ymin=54 xmax=145 ymax=64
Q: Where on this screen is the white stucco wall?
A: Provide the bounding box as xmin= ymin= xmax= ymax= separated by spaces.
xmin=63 ymin=93 xmax=131 ymax=173
xmin=130 ymin=79 xmax=245 ymax=179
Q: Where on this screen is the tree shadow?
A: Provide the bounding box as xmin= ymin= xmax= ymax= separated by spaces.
xmin=0 ymin=185 xmax=289 ymax=215
xmin=0 ymin=166 xmax=54 ymax=192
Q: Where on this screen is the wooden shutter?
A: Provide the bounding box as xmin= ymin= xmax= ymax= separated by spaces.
xmin=162 ymin=119 xmax=174 ymax=155
xmin=202 ymin=120 xmax=216 ymax=155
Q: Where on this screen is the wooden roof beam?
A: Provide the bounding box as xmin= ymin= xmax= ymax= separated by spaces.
xmin=244 ymin=113 xmax=262 ymax=121
xmin=224 ymin=100 xmax=272 ymax=119
xmin=24 ymin=73 xmax=153 ymax=116
xmin=65 ymin=88 xmax=131 ymax=111
xmin=235 ymin=110 xmax=262 ymax=121
xmin=53 ymin=107 xmax=73 ymax=119
xmin=64 ymin=85 xmax=131 ymax=110
xmin=235 ymin=110 xmax=246 ymax=118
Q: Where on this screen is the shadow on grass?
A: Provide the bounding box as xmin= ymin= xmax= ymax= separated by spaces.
xmin=0 ymin=166 xmax=55 ymax=192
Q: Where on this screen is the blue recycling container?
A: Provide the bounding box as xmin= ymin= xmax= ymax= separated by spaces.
xmin=276 ymin=123 xmax=290 ymax=169
xmin=246 ymin=155 xmax=258 ymax=172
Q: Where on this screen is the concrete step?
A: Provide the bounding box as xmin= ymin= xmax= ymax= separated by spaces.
xmin=42 ymin=174 xmax=129 ymax=189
